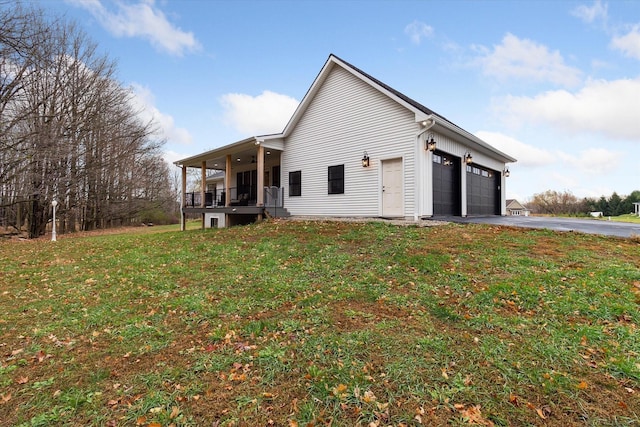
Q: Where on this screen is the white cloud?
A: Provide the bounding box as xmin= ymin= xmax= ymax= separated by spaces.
xmin=571 ymin=0 xmax=608 ymax=24
xmin=66 ymin=0 xmax=201 ymax=56
xmin=404 ymin=21 xmax=434 ymax=45
xmin=475 ymin=33 xmax=582 ymax=87
xmin=611 ymin=25 xmax=640 ymax=60
xmin=130 ymin=83 xmax=192 ymax=145
xmin=497 ymin=76 xmax=640 ymax=140
xmin=220 ymin=90 xmax=299 ymax=135
xmin=556 ymin=148 xmax=622 ymax=174
xmin=475 ymin=131 xmax=555 ymax=167
xmin=163 ymin=149 xmax=186 ymax=166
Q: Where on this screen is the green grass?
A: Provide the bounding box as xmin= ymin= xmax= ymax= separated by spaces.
xmin=603 ymin=214 xmax=640 ymax=224
xmin=0 ymin=220 xmax=639 ymax=426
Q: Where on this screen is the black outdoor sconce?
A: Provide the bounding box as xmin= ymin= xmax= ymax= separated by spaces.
xmin=464 ymin=151 xmax=473 ymax=164
xmin=362 ymin=151 xmax=370 ymax=167
xmin=504 ymin=167 xmax=510 ymax=177
xmin=425 ymin=133 xmax=436 ymax=152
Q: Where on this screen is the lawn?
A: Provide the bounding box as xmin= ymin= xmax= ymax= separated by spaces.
xmin=1 ymin=220 xmax=639 ymax=426
xmin=604 ymin=215 xmax=640 ymax=224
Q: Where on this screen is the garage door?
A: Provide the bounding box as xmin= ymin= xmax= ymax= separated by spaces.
xmin=432 ymin=152 xmax=460 ymax=215
xmin=466 ymin=165 xmax=500 ymax=215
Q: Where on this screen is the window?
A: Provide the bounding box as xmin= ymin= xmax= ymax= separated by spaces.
xmin=289 ymin=171 xmax=301 ymax=197
xmin=328 ymin=164 xmax=344 ymax=194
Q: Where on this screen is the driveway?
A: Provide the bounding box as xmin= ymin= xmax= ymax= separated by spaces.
xmin=439 ymin=215 xmax=640 ymax=238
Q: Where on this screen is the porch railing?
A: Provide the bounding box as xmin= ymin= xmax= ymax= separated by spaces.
xmin=264 ymin=186 xmax=283 ymax=208
xmin=184 ymin=186 xmax=283 ymax=208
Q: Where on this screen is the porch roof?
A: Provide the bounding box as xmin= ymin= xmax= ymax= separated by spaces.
xmin=174 ymin=135 xmax=284 ymax=170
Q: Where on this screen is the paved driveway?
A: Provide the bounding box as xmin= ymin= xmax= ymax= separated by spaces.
xmin=440 ymin=215 xmax=640 ymax=238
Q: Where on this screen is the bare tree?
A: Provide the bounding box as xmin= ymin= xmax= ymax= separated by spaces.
xmin=1 ymin=2 xmax=175 ymax=237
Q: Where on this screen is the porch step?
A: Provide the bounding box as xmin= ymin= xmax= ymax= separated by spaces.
xmin=264 ymin=206 xmax=291 ymax=218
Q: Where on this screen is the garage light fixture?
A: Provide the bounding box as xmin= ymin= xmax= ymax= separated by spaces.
xmin=464 ymin=152 xmax=473 ymax=164
xmin=362 ymin=151 xmax=370 ymax=167
xmin=504 ymin=167 xmax=510 ymax=177
xmin=425 ymin=133 xmax=436 ymax=152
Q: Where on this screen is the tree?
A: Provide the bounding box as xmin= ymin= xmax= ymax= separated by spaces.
xmin=621 ymin=190 xmax=640 ymax=215
xmin=608 ymin=192 xmax=622 ymax=217
xmin=0 ymin=2 xmax=175 ymax=237
xmin=528 ymin=190 xmax=582 ymax=215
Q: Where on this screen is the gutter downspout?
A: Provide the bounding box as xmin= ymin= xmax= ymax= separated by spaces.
xmin=414 ymin=116 xmax=436 ymax=221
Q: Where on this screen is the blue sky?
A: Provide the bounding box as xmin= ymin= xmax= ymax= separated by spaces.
xmin=31 ymin=0 xmax=640 ymax=202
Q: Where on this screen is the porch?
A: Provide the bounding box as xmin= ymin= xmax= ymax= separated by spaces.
xmin=175 ymin=136 xmax=286 ymax=229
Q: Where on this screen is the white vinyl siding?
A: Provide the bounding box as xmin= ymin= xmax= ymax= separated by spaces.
xmin=282 ymin=65 xmax=416 ymax=217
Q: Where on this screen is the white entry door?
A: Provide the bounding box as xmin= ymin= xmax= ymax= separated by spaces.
xmin=382 ymin=158 xmax=403 ymax=217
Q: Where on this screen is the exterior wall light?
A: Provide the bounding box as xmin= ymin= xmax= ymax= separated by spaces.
xmin=362 ymin=151 xmax=370 ymax=167
xmin=464 ymin=152 xmax=473 ymax=164
xmin=504 ymin=167 xmax=510 ymax=177
xmin=426 ymin=133 xmax=436 ymax=152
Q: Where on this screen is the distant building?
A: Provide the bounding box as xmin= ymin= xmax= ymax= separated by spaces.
xmin=506 ymin=199 xmax=530 ymax=216
xmin=634 ymin=202 xmax=640 ymax=216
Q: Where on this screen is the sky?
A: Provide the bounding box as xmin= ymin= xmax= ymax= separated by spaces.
xmin=25 ymin=0 xmax=640 ymax=202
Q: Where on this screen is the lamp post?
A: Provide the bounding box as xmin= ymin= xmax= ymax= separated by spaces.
xmin=51 ymin=200 xmax=58 ymax=242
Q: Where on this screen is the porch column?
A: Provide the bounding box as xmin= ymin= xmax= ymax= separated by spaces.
xmin=181 ymin=165 xmax=187 ymax=231
xmin=225 ymin=154 xmax=231 ymax=207
xmin=201 ymin=161 xmax=206 ymax=229
xmin=257 ymin=144 xmax=265 ymax=206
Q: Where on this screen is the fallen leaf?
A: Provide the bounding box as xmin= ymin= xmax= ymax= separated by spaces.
xmin=1 ymin=393 xmax=11 ymax=404
xmin=577 ymin=381 xmax=588 ymax=390
xmin=169 ymin=406 xmax=180 ymax=419
xmin=17 ymin=376 xmax=28 ymax=384
xmin=441 ymin=368 xmax=449 ymax=380
xmin=332 ymin=383 xmax=348 ymax=396
xmin=363 ymin=390 xmax=376 ymax=403
xmin=457 ymin=404 xmax=494 ymax=426
xmin=135 ymin=416 xmax=147 ymax=425
xmin=535 ymin=408 xmax=546 ymax=419
xmin=147 ymin=423 xmax=161 ymax=427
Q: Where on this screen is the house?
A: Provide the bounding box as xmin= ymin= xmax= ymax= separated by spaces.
xmin=506 ymin=199 xmax=530 ymax=216
xmin=174 ymin=54 xmax=517 ymax=229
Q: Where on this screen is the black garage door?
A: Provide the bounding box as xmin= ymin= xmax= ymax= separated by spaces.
xmin=466 ymin=165 xmax=500 ymax=215
xmin=433 ymin=151 xmax=460 ymax=215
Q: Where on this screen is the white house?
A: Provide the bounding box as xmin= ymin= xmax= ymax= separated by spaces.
xmin=506 ymin=199 xmax=530 ymax=216
xmin=175 ymin=54 xmax=517 ymax=229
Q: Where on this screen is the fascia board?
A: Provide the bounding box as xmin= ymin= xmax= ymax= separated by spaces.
xmin=174 ymin=137 xmax=258 ymax=168
xmin=434 ymin=119 xmax=517 ymax=163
